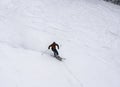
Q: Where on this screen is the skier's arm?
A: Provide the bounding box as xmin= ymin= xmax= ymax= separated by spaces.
xmin=48 ymin=45 xmax=51 ymax=49
xmin=56 ymin=44 xmax=59 ymax=49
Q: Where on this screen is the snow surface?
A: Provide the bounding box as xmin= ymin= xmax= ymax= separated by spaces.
xmin=0 ymin=0 xmax=120 ymax=87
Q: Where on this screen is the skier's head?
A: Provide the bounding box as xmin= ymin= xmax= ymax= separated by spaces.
xmin=53 ymin=42 xmax=56 ymax=44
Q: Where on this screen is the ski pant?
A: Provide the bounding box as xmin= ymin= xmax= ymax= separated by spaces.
xmin=52 ymin=48 xmax=59 ymax=56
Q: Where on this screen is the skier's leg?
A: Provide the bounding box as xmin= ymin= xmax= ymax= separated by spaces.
xmin=54 ymin=50 xmax=62 ymax=61
xmin=54 ymin=52 xmax=57 ymax=57
xmin=53 ymin=49 xmax=58 ymax=55
xmin=52 ymin=49 xmax=59 ymax=57
xmin=54 ymin=49 xmax=59 ymax=56
xmin=52 ymin=49 xmax=56 ymax=57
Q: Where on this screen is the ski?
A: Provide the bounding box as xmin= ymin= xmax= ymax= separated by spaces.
xmin=50 ymin=55 xmax=66 ymax=61
xmin=55 ymin=56 xmax=66 ymax=61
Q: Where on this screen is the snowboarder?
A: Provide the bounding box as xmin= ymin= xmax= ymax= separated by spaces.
xmin=48 ymin=42 xmax=59 ymax=57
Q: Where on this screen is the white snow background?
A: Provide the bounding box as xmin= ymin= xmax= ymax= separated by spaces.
xmin=0 ymin=0 xmax=120 ymax=87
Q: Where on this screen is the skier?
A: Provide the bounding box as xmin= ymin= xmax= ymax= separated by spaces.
xmin=48 ymin=42 xmax=59 ymax=57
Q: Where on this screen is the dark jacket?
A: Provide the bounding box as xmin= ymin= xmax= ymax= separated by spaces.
xmin=48 ymin=42 xmax=59 ymax=50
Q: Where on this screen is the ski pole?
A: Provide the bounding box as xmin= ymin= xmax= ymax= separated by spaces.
xmin=41 ymin=49 xmax=49 ymax=55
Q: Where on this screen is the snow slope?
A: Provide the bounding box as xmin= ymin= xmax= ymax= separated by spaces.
xmin=0 ymin=0 xmax=120 ymax=87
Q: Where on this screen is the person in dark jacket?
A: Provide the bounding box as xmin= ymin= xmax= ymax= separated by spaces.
xmin=48 ymin=42 xmax=59 ymax=57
